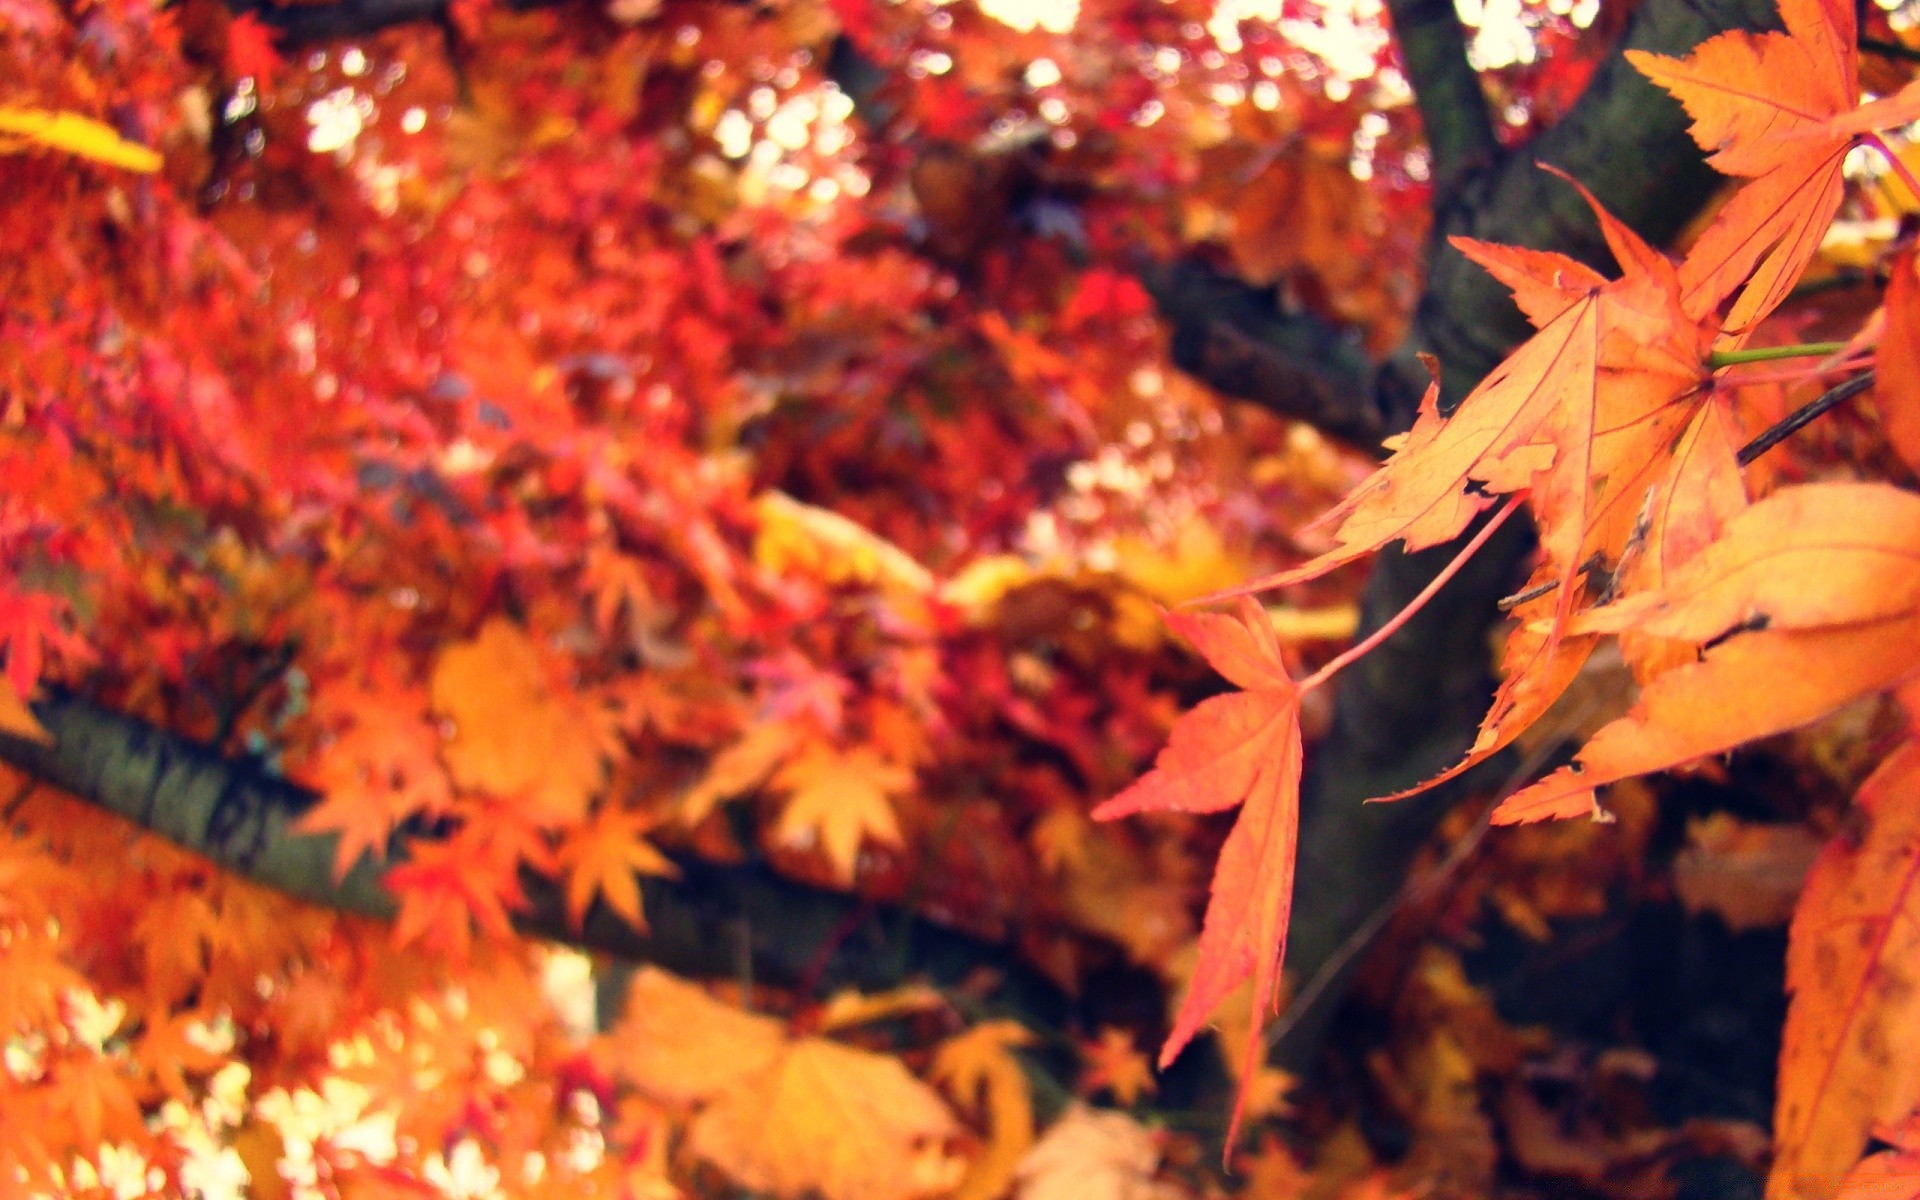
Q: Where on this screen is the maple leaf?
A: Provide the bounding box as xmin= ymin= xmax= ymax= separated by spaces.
xmin=1093 ymin=596 xmax=1303 ymax=1144
xmin=1078 ymin=1027 xmax=1156 ymax=1107
xmin=1497 ymin=483 xmax=1920 ymax=823
xmin=555 ymin=807 xmax=678 ymax=931
xmin=1217 ymin=171 xmax=1716 ymax=653
xmin=1774 ymin=733 xmax=1920 ymax=1200
xmin=613 ymin=967 xmax=959 ymax=1200
xmin=0 ymin=678 xmax=50 ymax=745
xmin=770 ymin=743 xmax=912 ymax=885
xmin=223 ymin=13 xmax=284 ymax=91
xmin=679 ymin=719 xmax=804 ymax=825
xmin=297 ymin=672 xmax=455 ymax=878
xmin=385 ymin=835 xmax=528 ymax=959
xmin=931 ymin=1021 xmax=1037 ymax=1200
xmin=1630 ymin=0 xmax=1920 ymax=331
xmin=431 ymin=619 xmax=614 ymax=828
xmin=1833 ymin=1111 xmax=1920 ymax=1200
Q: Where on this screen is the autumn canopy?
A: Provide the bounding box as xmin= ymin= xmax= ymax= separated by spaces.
xmin=6 ymin=0 xmax=1920 ymax=1194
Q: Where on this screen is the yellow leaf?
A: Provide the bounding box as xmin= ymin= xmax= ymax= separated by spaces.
xmin=613 ymin=967 xmax=961 ymax=1200
xmin=0 ymin=106 xmax=161 ymax=172
xmin=770 ymin=744 xmax=911 ymax=884
xmin=933 ymin=1021 xmax=1036 ymax=1200
xmin=430 ymin=619 xmax=611 ymax=826
xmin=611 ymin=967 xmax=788 ymax=1105
xmin=755 ymin=491 xmax=934 ymax=594
xmin=816 ymin=983 xmax=945 ymax=1033
xmin=688 ymin=1037 xmax=961 ymax=1200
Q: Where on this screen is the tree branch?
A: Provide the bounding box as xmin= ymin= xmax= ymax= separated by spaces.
xmin=0 ymin=691 xmax=1076 ymax=1023
xmin=1272 ymin=0 xmax=1784 ymax=1074
xmin=231 ymin=0 xmax=567 ymax=43
xmin=1136 ymin=258 xmax=1384 ymax=450
xmin=1384 ymin=0 xmax=1500 ymax=198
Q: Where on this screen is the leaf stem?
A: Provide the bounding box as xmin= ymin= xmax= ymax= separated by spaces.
xmin=1736 ymin=371 xmax=1876 ymax=466
xmin=1707 ymin=341 xmax=1848 ymax=368
xmin=1301 ymin=494 xmax=1527 ymax=693
xmin=1863 ymin=133 xmax=1920 ymax=209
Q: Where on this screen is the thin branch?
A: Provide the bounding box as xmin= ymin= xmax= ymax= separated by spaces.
xmin=1737 ymin=371 xmax=1875 ymax=465
xmin=1862 ymin=36 xmax=1920 ymax=63
xmin=1383 ymin=0 xmax=1500 ymax=196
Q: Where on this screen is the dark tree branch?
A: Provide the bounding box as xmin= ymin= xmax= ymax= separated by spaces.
xmin=231 ymin=0 xmax=564 ymax=43
xmin=1272 ymin=0 xmax=1783 ymax=1073
xmin=0 ymin=691 xmax=1076 ymax=1024
xmin=1383 ymin=0 xmax=1500 ymax=199
xmin=1136 ymin=259 xmax=1384 ymax=450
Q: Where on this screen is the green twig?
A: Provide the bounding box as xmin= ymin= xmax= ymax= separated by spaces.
xmin=1708 ymin=341 xmax=1848 ymax=368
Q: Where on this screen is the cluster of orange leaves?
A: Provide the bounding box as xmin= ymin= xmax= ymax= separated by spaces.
xmin=1102 ymin=0 xmax=1920 ymax=1193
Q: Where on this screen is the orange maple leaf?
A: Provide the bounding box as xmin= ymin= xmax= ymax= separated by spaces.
xmin=1832 ymin=1110 xmax=1920 ymax=1200
xmin=1497 ymin=483 xmax=1920 ymax=824
xmin=1077 ymin=1027 xmax=1157 ymax=1107
xmin=769 ymin=743 xmax=911 ymax=885
xmin=930 ymin=1021 xmax=1036 ymax=1200
xmin=431 ymin=619 xmax=615 ymax=828
xmin=1219 ymin=172 xmax=1716 ymax=631
xmin=556 ymin=807 xmax=678 ymax=931
xmin=386 ymin=834 xmax=528 ymax=959
xmin=1775 ymin=730 xmax=1920 ymax=1200
xmin=1631 ymin=0 xmax=1920 ymax=332
xmin=1093 ymin=597 xmax=1303 ymax=1145
xmin=1206 ymin=176 xmax=1722 ymax=802
xmin=612 ymin=968 xmax=959 ymax=1200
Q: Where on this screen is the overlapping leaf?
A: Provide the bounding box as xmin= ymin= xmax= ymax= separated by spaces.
xmin=1494 ymin=484 xmax=1920 ymax=823
xmin=1093 ymin=597 xmax=1303 ymax=1143
xmin=1775 ymin=731 xmax=1920 ymax=1200
xmin=1631 ymin=0 xmax=1920 ymax=331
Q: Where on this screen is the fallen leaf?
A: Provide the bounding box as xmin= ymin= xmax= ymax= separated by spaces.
xmin=1672 ymin=814 xmax=1823 ymax=932
xmin=934 ymin=1021 xmax=1036 ymax=1200
xmin=1014 ymin=1105 xmax=1176 ymax=1200
xmin=687 ymin=1036 xmax=959 ymax=1200
xmin=1078 ymin=1028 xmax=1156 ymax=1107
